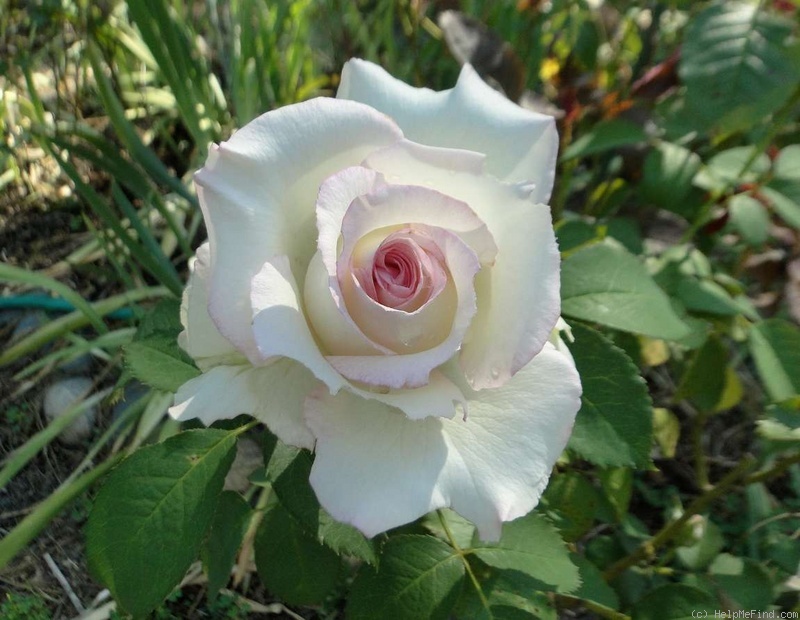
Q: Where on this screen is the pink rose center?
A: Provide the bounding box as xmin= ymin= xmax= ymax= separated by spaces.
xmin=355 ymin=228 xmax=448 ymax=312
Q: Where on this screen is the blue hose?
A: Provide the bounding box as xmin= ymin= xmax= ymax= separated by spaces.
xmin=0 ymin=294 xmax=136 ymax=320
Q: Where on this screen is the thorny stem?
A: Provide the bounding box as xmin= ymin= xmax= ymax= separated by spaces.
xmin=744 ymin=451 xmax=800 ymax=486
xmin=602 ymin=456 xmax=756 ymax=581
xmin=603 ymin=446 xmax=800 ymax=582
xmin=436 ymin=510 xmax=489 ymax=612
xmin=234 ymin=419 xmax=259 ymax=435
xmin=691 ymin=410 xmax=711 ymax=490
xmin=554 ymin=594 xmax=631 ymax=620
xmin=233 ymin=485 xmax=271 ymax=588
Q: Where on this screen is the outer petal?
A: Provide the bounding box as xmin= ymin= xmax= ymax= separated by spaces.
xmin=365 ymin=371 xmax=466 ymax=420
xmin=196 ymin=98 xmax=402 ymax=362
xmin=178 ymin=242 xmax=245 ymax=371
xmin=254 ymin=255 xmax=466 ymax=419
xmin=306 ymin=386 xmax=449 ymax=535
xmin=169 ymin=360 xmax=316 ymax=449
xmin=251 ymin=255 xmax=347 ymax=393
xmin=364 ymin=141 xmax=561 ymax=389
xmin=307 ymin=166 xmax=496 ymax=388
xmin=306 ymin=343 xmax=582 ymax=540
xmin=338 ymin=58 xmax=558 ymax=195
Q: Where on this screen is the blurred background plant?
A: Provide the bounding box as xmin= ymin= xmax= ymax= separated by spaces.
xmin=1 ymin=0 xmax=799 ymax=617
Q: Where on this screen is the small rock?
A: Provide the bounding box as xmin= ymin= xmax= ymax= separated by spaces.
xmin=43 ymin=377 xmax=97 ymax=445
xmin=224 ymin=438 xmax=264 ymax=493
xmin=0 ymin=309 xmax=24 ymax=328
xmin=58 ymin=351 xmax=93 ymax=375
xmin=11 ymin=311 xmax=47 ymax=342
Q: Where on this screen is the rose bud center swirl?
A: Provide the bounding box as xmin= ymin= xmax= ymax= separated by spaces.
xmin=339 ymin=223 xmax=460 ymax=355
xmin=355 ymin=228 xmax=448 ymax=312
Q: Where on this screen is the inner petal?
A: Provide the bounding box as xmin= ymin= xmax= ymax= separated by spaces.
xmin=357 ymin=228 xmax=448 ymax=312
xmin=341 ymin=224 xmax=462 ymax=356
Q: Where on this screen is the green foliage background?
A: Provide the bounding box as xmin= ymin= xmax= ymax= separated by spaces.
xmin=1 ymin=0 xmax=800 ymax=618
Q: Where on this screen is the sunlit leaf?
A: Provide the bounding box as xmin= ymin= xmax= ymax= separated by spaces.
xmin=680 ymin=3 xmax=799 ymax=134
xmin=561 ymin=119 xmax=647 ymax=161
xmin=749 ymin=319 xmax=800 ymax=402
xmin=561 ymin=241 xmax=688 ymax=340
xmin=566 ymin=324 xmax=653 ymax=468
xmin=86 ymin=429 xmax=238 ymax=617
xmin=471 ymin=513 xmax=579 ymax=594
xmin=348 ymin=535 xmax=465 ymax=620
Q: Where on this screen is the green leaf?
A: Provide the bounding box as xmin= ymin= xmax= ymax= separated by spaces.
xmin=201 ymin=490 xmax=251 ymax=600
xmin=675 ymin=518 xmax=724 ymax=570
xmin=542 ymin=473 xmax=600 ymax=541
xmin=749 ymin=319 xmax=800 ymax=402
xmin=124 ymin=334 xmax=201 ymax=392
xmin=422 ymin=509 xmax=476 ymax=550
xmin=561 ymin=240 xmax=689 ymax=340
xmin=555 ymin=219 xmax=598 ymax=253
xmin=598 ymin=467 xmax=633 ymax=523
xmin=134 ymin=298 xmax=183 ymax=341
xmin=470 ymin=513 xmax=579 ymax=594
xmin=347 ymin=535 xmax=465 ymax=620
xmin=606 ymin=217 xmax=643 ymax=256
xmin=763 ymin=531 xmax=800 ymax=574
xmin=569 ymin=553 xmax=619 ymax=611
xmin=728 ymin=194 xmax=770 ymax=246
xmin=261 ymin=433 xmax=302 ymax=482
xmin=269 ymin=447 xmax=376 ymax=563
xmin=765 ymin=146 xmax=800 ymax=228
xmin=708 ymin=554 xmax=774 ymax=610
xmin=774 ymin=144 xmax=800 ymax=181
xmin=676 ymin=277 xmax=751 ymax=318
xmin=652 ymin=408 xmax=680 ymax=458
xmin=123 ymin=298 xmax=200 ymax=392
xmin=86 ymin=429 xmax=238 ymax=618
xmin=254 ymin=496 xmax=342 ymax=606
xmin=694 ymin=147 xmax=771 ymax=192
xmin=757 ymin=399 xmax=800 ymax=444
xmin=652 ymin=253 xmax=756 ymax=320
xmin=676 ymin=335 xmax=728 ymax=412
xmin=631 ymin=584 xmax=717 ymax=620
xmin=566 ymin=324 xmax=653 ymax=468
xmin=640 ymin=142 xmax=702 ymax=213
xmin=317 ymin=511 xmax=378 ymax=563
xmin=561 ymin=119 xmax=647 ymax=161
xmin=761 ymin=186 xmax=800 ymax=230
xmin=679 ymin=3 xmax=799 ymax=134
xmin=455 ymin=567 xmax=556 ymax=620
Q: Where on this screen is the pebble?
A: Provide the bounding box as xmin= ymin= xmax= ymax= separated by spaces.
xmin=58 ymin=351 xmax=93 ymax=375
xmin=0 ymin=309 xmax=23 ymax=328
xmin=10 ymin=311 xmax=47 ymax=342
xmin=43 ymin=377 xmax=97 ymax=445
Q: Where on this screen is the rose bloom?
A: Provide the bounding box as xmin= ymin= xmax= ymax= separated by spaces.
xmin=169 ymin=59 xmax=582 ymax=540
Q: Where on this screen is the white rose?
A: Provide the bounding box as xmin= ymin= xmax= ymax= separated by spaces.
xmin=169 ymin=59 xmax=582 ymax=540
